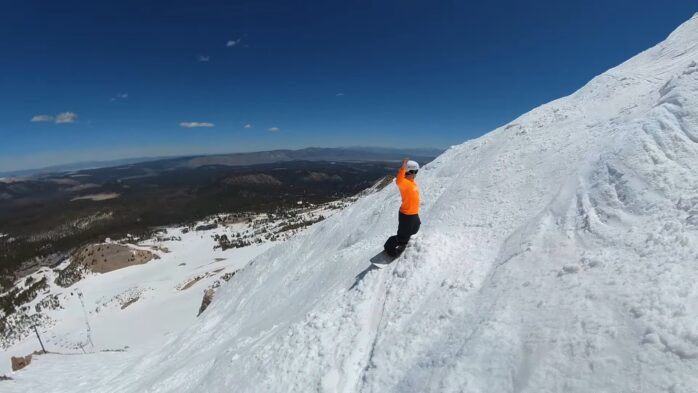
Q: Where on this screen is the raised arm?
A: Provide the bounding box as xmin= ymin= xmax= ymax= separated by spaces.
xmin=396 ymin=158 xmax=408 ymax=184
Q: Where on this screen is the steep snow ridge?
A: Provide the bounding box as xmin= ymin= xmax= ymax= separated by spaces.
xmin=5 ymin=14 xmax=698 ymax=393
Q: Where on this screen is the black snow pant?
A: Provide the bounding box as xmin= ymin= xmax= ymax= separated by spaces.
xmin=384 ymin=213 xmax=421 ymax=257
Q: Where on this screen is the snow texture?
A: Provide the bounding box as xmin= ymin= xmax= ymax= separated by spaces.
xmin=5 ymin=13 xmax=698 ymax=393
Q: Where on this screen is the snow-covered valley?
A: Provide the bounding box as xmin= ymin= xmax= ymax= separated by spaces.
xmin=0 ymin=200 xmax=349 ymax=375
xmin=4 ymin=13 xmax=698 ymax=393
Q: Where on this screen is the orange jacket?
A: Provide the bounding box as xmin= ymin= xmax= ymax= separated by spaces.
xmin=396 ymin=167 xmax=420 ymax=215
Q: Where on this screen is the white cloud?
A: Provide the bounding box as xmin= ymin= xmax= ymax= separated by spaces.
xmin=180 ymin=121 xmax=215 ymax=128
xmin=336 ymin=93 xmax=345 ymax=96
xmin=244 ymin=124 xmax=252 ymax=129
xmin=31 ymin=112 xmax=78 ymax=124
xmin=110 ymin=93 xmax=129 ymax=102
xmin=31 ymin=114 xmax=54 ymax=123
xmin=197 ymin=55 xmax=210 ymax=62
xmin=226 ymin=39 xmax=242 ymax=47
xmin=55 ymin=112 xmax=78 ymax=124
xmin=268 ymin=127 xmax=280 ymax=132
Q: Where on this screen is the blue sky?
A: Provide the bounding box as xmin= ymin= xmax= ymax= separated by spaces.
xmin=0 ymin=1 xmax=695 ymax=172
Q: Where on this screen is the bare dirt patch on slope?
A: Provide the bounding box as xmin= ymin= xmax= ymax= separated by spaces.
xmin=72 ymin=243 xmax=156 ymax=274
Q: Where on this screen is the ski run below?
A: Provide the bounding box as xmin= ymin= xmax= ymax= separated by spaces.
xmin=5 ymin=13 xmax=698 ymax=393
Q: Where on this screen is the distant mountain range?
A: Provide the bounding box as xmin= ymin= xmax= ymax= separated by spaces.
xmin=181 ymin=147 xmax=443 ymax=168
xmin=0 ymin=147 xmax=444 ymax=178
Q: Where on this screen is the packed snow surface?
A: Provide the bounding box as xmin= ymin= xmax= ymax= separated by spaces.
xmin=6 ymin=14 xmax=698 ymax=393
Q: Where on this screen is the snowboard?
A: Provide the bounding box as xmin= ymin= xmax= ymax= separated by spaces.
xmin=370 ymin=251 xmax=398 ymax=268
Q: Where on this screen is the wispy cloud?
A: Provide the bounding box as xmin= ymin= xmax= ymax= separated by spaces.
xmin=31 ymin=114 xmax=54 ymax=123
xmin=268 ymin=127 xmax=280 ymax=132
xmin=336 ymin=93 xmax=345 ymax=96
xmin=180 ymin=121 xmax=215 ymax=128
xmin=55 ymin=112 xmax=78 ymax=123
xmin=244 ymin=123 xmax=252 ymax=129
xmin=31 ymin=112 xmax=77 ymax=124
xmin=110 ymin=92 xmax=129 ymax=102
xmin=197 ymin=55 xmax=210 ymax=62
xmin=226 ymin=38 xmax=242 ymax=47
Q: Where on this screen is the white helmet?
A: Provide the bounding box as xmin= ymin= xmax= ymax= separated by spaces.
xmin=406 ymin=160 xmax=420 ymax=172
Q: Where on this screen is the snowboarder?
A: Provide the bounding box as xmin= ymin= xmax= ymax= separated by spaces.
xmin=384 ymin=159 xmax=421 ymax=257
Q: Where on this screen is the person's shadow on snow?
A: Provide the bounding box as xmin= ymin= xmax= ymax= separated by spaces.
xmin=350 ymin=251 xmax=395 ymax=290
xmin=350 ymin=264 xmax=380 ymax=290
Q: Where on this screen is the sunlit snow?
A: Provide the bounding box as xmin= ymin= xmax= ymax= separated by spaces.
xmin=4 ymin=13 xmax=698 ymax=393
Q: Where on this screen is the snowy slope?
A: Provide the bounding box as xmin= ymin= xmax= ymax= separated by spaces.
xmin=0 ymin=227 xmax=273 ymax=375
xmin=0 ymin=203 xmax=339 ymax=375
xmin=5 ymin=14 xmax=698 ymax=393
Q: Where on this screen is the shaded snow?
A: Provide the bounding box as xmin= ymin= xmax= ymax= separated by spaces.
xmin=5 ymin=13 xmax=698 ymax=393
